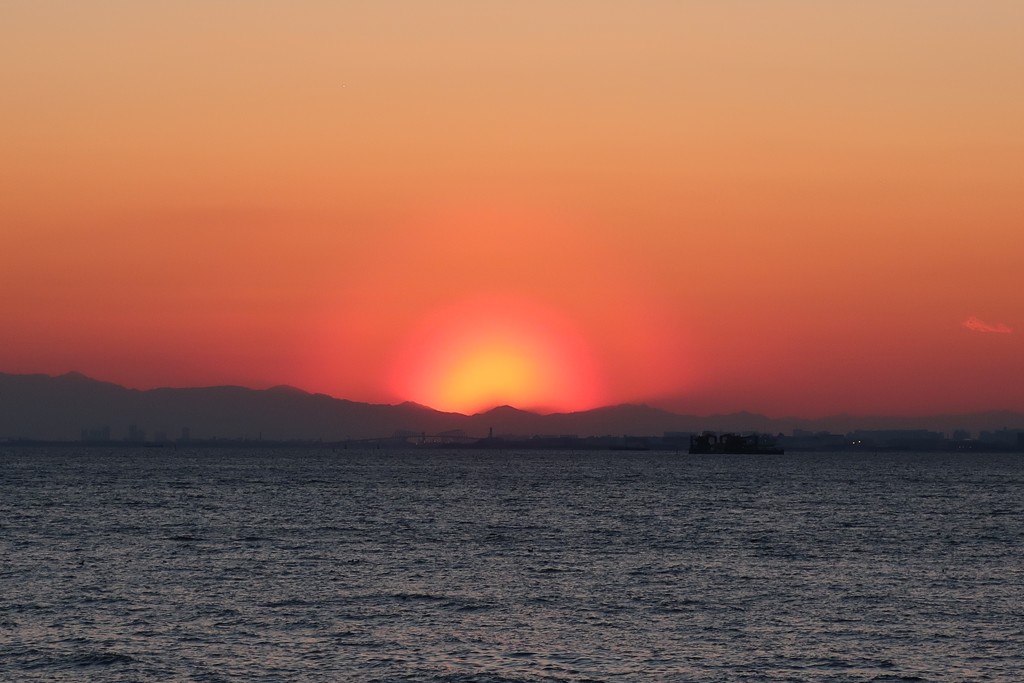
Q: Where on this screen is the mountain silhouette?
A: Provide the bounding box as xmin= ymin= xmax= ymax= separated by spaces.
xmin=1 ymin=372 xmax=1022 ymax=442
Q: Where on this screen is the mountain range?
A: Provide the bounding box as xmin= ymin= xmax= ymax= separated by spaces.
xmin=2 ymin=372 xmax=1022 ymax=442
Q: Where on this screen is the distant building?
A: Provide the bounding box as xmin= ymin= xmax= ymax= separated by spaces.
xmin=81 ymin=425 xmax=111 ymax=442
xmin=980 ymin=429 xmax=1023 ymax=445
xmin=847 ymin=429 xmax=945 ymax=450
xmin=784 ymin=430 xmax=848 ymax=450
xmin=125 ymin=424 xmax=146 ymax=443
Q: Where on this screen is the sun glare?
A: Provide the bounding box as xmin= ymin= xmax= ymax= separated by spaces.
xmin=435 ymin=345 xmax=542 ymax=413
xmin=391 ymin=296 xmax=604 ymax=414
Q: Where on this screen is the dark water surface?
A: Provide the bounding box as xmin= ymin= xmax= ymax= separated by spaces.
xmin=2 ymin=448 xmax=1022 ymax=682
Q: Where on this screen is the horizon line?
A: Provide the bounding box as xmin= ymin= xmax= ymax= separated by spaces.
xmin=4 ymin=369 xmax=1024 ymax=422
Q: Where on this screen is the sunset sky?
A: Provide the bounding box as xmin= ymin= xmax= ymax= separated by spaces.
xmin=3 ymin=2 xmax=1022 ymax=417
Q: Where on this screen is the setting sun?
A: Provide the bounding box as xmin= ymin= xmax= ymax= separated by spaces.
xmin=435 ymin=344 xmax=550 ymax=414
xmin=391 ymin=295 xmax=604 ymax=414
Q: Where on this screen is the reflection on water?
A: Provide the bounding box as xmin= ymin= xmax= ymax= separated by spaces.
xmin=2 ymin=448 xmax=1022 ymax=682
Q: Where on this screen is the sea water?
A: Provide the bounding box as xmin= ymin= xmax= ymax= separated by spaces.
xmin=1 ymin=448 xmax=1022 ymax=682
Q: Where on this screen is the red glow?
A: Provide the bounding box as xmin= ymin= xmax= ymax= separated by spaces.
xmin=390 ymin=295 xmax=605 ymax=414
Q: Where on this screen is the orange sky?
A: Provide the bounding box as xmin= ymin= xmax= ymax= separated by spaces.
xmin=2 ymin=2 xmax=1022 ymax=417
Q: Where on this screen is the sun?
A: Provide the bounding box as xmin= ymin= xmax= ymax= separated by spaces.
xmin=435 ymin=344 xmax=541 ymax=411
xmin=391 ymin=295 xmax=604 ymax=414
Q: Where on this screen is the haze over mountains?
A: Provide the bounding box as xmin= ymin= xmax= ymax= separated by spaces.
xmin=2 ymin=372 xmax=1022 ymax=443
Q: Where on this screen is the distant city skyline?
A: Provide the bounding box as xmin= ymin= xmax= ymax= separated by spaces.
xmin=3 ymin=3 xmax=1022 ymax=417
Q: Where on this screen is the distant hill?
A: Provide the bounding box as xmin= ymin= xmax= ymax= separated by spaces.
xmin=1 ymin=372 xmax=1022 ymax=442
xmin=0 ymin=372 xmax=463 ymax=442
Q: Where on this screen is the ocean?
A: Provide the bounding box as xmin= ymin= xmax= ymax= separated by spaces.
xmin=1 ymin=448 xmax=1022 ymax=682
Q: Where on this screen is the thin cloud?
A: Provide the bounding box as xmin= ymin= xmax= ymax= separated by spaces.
xmin=963 ymin=316 xmax=1012 ymax=334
